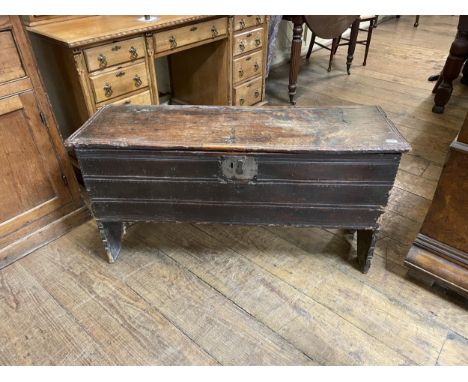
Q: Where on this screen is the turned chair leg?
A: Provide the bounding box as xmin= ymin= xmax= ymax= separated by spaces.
xmin=328 ymin=37 xmax=340 ymax=72
xmin=306 ymin=32 xmax=316 ymax=61
xmin=414 ymin=16 xmax=420 ymax=27
xmin=363 ymin=18 xmax=375 ymax=66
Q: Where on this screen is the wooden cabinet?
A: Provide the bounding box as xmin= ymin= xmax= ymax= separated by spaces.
xmin=406 ymin=113 xmax=468 ymax=297
xmin=0 ymin=16 xmax=88 ymax=269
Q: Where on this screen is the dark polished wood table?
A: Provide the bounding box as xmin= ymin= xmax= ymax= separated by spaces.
xmin=283 ymin=16 xmax=360 ymax=104
xmin=432 ymin=16 xmax=468 ymax=113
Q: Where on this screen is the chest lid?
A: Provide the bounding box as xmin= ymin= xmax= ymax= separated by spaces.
xmin=65 ymin=105 xmax=410 ymax=154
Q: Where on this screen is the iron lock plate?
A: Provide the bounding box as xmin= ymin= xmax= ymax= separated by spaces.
xmin=220 ymin=156 xmax=258 ymax=182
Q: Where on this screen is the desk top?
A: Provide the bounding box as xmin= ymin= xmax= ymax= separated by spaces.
xmin=27 ymin=15 xmax=216 ymax=47
xmin=66 ymin=105 xmax=410 ymax=154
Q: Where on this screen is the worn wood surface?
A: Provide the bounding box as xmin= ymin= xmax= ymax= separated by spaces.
xmin=65 ymin=104 xmax=410 ymax=153
xmin=0 ymin=16 xmax=467 ymax=365
xmin=0 ymin=16 xmax=84 ymax=269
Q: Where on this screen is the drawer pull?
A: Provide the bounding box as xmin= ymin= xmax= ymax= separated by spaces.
xmin=111 ymin=45 xmax=121 ymax=51
xmin=238 ymin=68 xmax=244 ymax=78
xmin=239 ymin=98 xmax=245 ymax=105
xmin=115 ymin=71 xmax=126 ymax=77
xmin=129 ymin=46 xmax=138 ymax=60
xmin=254 ymin=62 xmax=259 ymax=71
xmin=133 ymin=74 xmax=142 ymax=87
xmin=256 ymin=16 xmax=262 ymax=25
xmin=97 ymin=54 xmax=107 ymax=68
xmin=169 ymin=36 xmax=177 ymax=48
xmin=103 ymin=83 xmax=113 ymax=97
xmin=239 ymin=19 xmax=245 ymax=29
xmin=239 ymin=41 xmax=245 ymax=52
xmin=255 ymin=38 xmax=261 ymax=47
xmin=124 ymin=100 xmax=131 ymax=104
xmin=211 ymin=25 xmax=219 ymax=38
xmin=254 ymin=90 xmax=260 ymax=98
xmin=190 ymin=26 xmax=198 ymax=32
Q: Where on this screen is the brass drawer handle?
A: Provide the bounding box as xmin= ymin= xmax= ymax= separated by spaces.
xmin=254 ymin=62 xmax=259 ymax=71
xmin=239 ymin=19 xmax=245 ymax=29
xmin=111 ymin=45 xmax=121 ymax=51
xmin=129 ymin=46 xmax=138 ymax=60
xmin=254 ymin=90 xmax=260 ymax=98
xmin=97 ymin=54 xmax=107 ymax=68
xmin=211 ymin=25 xmax=218 ymax=38
xmin=239 ymin=97 xmax=245 ymax=105
xmin=133 ymin=74 xmax=142 ymax=87
xmin=103 ymin=83 xmax=113 ymax=97
xmin=255 ymin=38 xmax=261 ymax=47
xmin=115 ymin=71 xmax=125 ymax=77
xmin=190 ymin=26 xmax=198 ymax=32
xmin=239 ymin=41 xmax=245 ymax=52
xmin=256 ymin=16 xmax=262 ymax=25
xmin=238 ymin=68 xmax=244 ymax=78
xmin=169 ymin=35 xmax=177 ymax=48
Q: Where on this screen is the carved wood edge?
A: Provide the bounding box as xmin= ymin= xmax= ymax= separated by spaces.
xmin=405 ymin=244 xmax=468 ymax=298
xmin=414 ymin=233 xmax=468 ymax=268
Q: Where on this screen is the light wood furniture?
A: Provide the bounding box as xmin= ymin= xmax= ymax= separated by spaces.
xmin=0 ymin=16 xmax=89 ymax=269
xmin=65 ymin=104 xmax=409 ymax=272
xmin=406 ymin=113 xmax=468 ymax=297
xmin=26 ymin=16 xmax=269 ymax=139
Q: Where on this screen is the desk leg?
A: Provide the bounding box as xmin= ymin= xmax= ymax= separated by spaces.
xmin=346 ymin=19 xmax=360 ymax=75
xmin=97 ymin=221 xmax=125 ymax=263
xmin=357 ymin=229 xmax=378 ymax=273
xmin=288 ymin=20 xmax=304 ymax=104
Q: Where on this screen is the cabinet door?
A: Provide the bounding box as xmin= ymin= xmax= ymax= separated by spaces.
xmin=0 ymin=91 xmax=72 ymax=240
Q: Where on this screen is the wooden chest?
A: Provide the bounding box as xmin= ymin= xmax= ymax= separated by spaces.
xmin=65 ymin=105 xmax=410 ymax=273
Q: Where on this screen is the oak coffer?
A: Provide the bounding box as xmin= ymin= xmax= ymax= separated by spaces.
xmin=65 ymin=105 xmax=410 ymax=273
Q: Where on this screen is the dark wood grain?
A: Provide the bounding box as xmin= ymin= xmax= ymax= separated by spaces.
xmin=66 ymin=105 xmax=410 ymax=153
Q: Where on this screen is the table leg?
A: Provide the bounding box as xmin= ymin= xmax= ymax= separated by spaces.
xmin=433 ymin=33 xmax=468 ymax=113
xmin=288 ymin=19 xmax=304 ymax=104
xmin=346 ymin=19 xmax=360 ymax=75
xmin=97 ymin=221 xmax=126 ymax=263
xmin=461 ymin=60 xmax=468 ymax=85
xmin=357 ymin=229 xmax=378 ymax=273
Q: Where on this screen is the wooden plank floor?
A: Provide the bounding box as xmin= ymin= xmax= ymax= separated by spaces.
xmin=1 ymin=16 xmax=467 ymax=365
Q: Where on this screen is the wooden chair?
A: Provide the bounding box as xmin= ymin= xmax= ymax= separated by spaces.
xmin=306 ymin=15 xmax=378 ymax=72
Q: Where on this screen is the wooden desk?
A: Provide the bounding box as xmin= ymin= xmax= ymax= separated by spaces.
xmin=282 ymin=16 xmax=360 ymax=104
xmin=26 ymin=16 xmax=269 ymax=138
xmin=65 ymin=104 xmax=410 ymax=273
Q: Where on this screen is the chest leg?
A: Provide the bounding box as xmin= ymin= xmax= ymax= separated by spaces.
xmin=96 ymin=221 xmax=126 ymax=263
xmin=357 ymin=229 xmax=379 ymax=273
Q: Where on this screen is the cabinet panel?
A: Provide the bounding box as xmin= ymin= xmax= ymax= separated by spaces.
xmin=0 ymin=30 xmax=26 ymax=82
xmin=0 ymin=91 xmax=72 ymax=238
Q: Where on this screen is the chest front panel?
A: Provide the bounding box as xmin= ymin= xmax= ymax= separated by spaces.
xmin=77 ymin=149 xmax=400 ymax=229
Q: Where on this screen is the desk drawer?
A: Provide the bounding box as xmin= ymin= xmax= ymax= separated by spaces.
xmin=98 ymin=89 xmax=152 ymax=107
xmin=90 ymin=61 xmax=148 ymax=103
xmin=233 ymin=77 xmax=262 ymax=106
xmin=154 ymin=17 xmax=227 ymax=54
xmin=233 ymin=50 xmax=263 ymax=84
xmin=84 ymin=37 xmax=146 ymax=72
xmin=233 ymin=16 xmax=265 ymax=31
xmin=233 ymin=27 xmax=264 ymax=56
